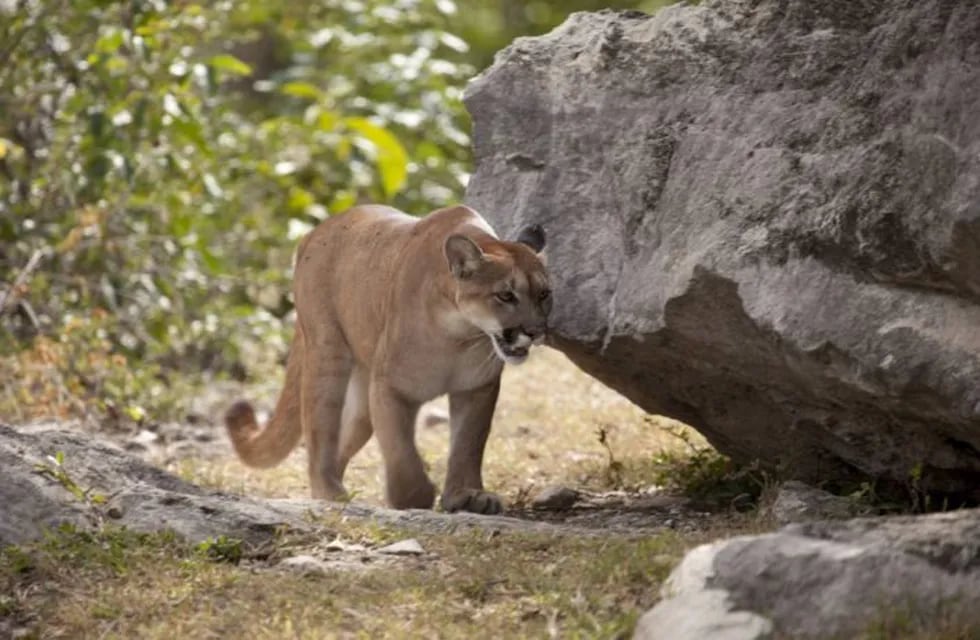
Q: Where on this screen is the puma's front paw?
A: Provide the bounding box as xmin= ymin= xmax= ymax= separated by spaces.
xmin=441 ymin=488 xmax=504 ymax=515
xmin=387 ymin=476 xmax=437 ymax=510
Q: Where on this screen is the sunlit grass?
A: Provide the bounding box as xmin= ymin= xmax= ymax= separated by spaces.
xmin=169 ymin=347 xmax=700 ymax=507
xmin=1 ymin=522 xmax=691 ymax=639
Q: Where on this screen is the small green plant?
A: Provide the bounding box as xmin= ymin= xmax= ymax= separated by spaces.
xmin=846 ymin=479 xmax=879 ymax=505
xmin=652 ymin=427 xmax=767 ymax=508
xmin=33 ymin=451 xmax=107 ymax=506
xmin=194 ymin=535 xmax=244 ymax=564
xmin=595 ymin=424 xmax=625 ymax=488
xmin=1 ymin=545 xmax=34 ymax=575
xmin=904 ymin=462 xmax=946 ymax=513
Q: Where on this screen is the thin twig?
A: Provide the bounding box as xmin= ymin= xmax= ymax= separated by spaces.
xmin=0 ymin=248 xmax=44 ymax=314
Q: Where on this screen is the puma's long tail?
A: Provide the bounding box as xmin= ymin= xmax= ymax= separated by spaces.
xmin=224 ymin=336 xmax=302 ymax=468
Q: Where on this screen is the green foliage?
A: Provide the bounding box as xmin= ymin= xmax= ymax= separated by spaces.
xmin=652 ymin=427 xmax=767 ymax=508
xmin=0 ymin=0 xmax=689 ymax=424
xmin=194 ymin=535 xmax=244 ymax=564
xmin=1 ymin=545 xmax=33 ymax=575
xmin=1 ymin=524 xmax=184 ymax=589
xmin=0 ymin=0 xmax=472 ymax=421
xmin=33 ymin=450 xmax=108 ymax=506
xmin=454 ymin=0 xmax=683 ymax=70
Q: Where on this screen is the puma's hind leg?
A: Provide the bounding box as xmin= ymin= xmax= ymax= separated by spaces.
xmin=337 ymin=365 xmax=373 ymax=479
xmin=300 ymin=325 xmax=353 ymax=501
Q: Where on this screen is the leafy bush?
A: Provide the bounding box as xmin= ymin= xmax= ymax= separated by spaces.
xmin=0 ymin=0 xmax=472 ymax=421
xmin=0 ymin=0 xmax=687 ymax=424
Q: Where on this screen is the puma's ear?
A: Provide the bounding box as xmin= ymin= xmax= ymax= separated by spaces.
xmin=516 ymin=224 xmax=546 ymax=253
xmin=444 ymin=234 xmax=485 ymax=279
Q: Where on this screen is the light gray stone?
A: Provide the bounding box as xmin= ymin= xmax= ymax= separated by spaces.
xmin=531 ymin=485 xmax=581 ymax=510
xmin=768 ymin=481 xmax=870 ymax=525
xmin=634 ymin=544 xmax=773 ymax=640
xmin=377 ymin=538 xmax=425 ymax=556
xmin=0 ymin=423 xmax=320 ymax=546
xmin=325 ymin=538 xmax=367 ymax=553
xmin=640 ymin=509 xmax=980 ymax=639
xmin=464 ymin=1 xmax=980 ymax=496
xmin=278 ymin=554 xmax=329 ymax=574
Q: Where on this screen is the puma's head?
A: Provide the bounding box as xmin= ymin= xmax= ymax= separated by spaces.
xmin=445 ymin=224 xmax=551 ymax=365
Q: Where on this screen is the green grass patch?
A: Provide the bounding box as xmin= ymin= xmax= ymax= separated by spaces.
xmin=1 ymin=521 xmax=688 ymax=639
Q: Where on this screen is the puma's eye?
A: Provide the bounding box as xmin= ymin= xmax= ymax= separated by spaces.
xmin=538 ymin=289 xmax=552 ymax=302
xmin=495 ymin=291 xmax=517 ymax=304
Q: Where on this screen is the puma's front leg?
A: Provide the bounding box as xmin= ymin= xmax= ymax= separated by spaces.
xmin=442 ymin=379 xmax=503 ymax=515
xmin=370 ymin=380 xmax=435 ymax=509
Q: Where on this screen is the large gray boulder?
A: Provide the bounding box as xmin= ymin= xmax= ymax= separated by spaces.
xmin=635 ymin=508 xmax=980 ymax=639
xmin=464 ymin=1 xmax=980 ymax=496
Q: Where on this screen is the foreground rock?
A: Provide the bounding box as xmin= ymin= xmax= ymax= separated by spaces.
xmin=465 ymin=1 xmax=980 ymax=495
xmin=636 ymin=508 xmax=980 ymax=639
xmin=0 ymin=423 xmax=324 ymax=546
xmin=0 ymin=424 xmax=585 ymax=547
xmin=766 ymin=480 xmax=870 ymax=525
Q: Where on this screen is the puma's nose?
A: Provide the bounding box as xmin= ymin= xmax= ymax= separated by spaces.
xmin=523 ymin=325 xmax=547 ymax=342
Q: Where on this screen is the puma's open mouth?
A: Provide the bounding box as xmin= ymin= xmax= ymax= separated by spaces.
xmin=490 ymin=327 xmax=532 ymax=364
xmin=492 ymin=336 xmax=529 ymax=358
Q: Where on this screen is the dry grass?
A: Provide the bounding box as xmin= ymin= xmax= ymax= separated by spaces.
xmin=170 ymin=346 xmax=702 ymax=505
xmin=1 ymin=521 xmax=692 ymax=639
xmin=2 ymin=347 xmax=758 ymax=639
xmin=4 ymin=338 xmax=969 ymax=639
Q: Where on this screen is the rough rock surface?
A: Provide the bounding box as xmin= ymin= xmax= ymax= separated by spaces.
xmin=531 ymin=485 xmax=581 ymax=510
xmin=766 ymin=480 xmax=870 ymax=525
xmin=464 ymin=1 xmax=980 ymax=495
xmin=0 ymin=424 xmax=631 ymax=548
xmin=0 ymin=423 xmax=325 ymax=546
xmin=636 ymin=508 xmax=980 ymax=639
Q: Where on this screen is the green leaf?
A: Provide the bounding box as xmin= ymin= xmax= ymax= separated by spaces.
xmin=197 ymin=243 xmax=224 ymax=274
xmin=279 ymin=81 xmax=323 ymax=100
xmin=94 ymin=30 xmax=124 ymax=54
xmin=208 ymin=54 xmax=253 ymax=76
xmin=170 ymin=213 xmax=192 ymax=239
xmin=317 ymin=111 xmax=339 ymax=131
xmin=329 ymin=190 xmax=356 ymax=214
xmin=344 ymin=117 xmax=408 ymax=198
xmin=170 ymin=118 xmax=211 ymax=155
xmin=287 ymin=187 xmax=314 ymax=212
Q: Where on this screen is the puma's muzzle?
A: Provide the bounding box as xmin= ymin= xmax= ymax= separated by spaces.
xmin=490 ymin=324 xmax=547 ymax=363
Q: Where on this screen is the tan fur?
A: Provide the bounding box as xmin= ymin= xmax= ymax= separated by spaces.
xmin=225 ymin=205 xmax=551 ymax=513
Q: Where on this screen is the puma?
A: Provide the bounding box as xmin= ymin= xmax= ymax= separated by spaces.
xmin=224 ymin=204 xmax=551 ymax=514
